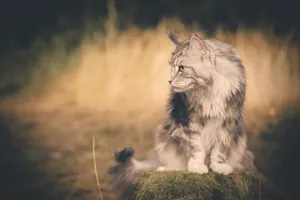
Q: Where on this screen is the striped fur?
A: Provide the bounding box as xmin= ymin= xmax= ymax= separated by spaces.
xmin=108 ymin=31 xmax=257 ymax=200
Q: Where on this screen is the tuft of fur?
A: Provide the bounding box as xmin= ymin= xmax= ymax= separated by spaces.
xmin=108 ymin=30 xmax=265 ymax=199
xmin=108 ymin=148 xmax=160 ymax=200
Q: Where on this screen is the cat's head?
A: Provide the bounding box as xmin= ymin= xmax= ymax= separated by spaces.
xmin=167 ymin=30 xmax=244 ymax=93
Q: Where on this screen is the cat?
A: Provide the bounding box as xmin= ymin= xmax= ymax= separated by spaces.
xmin=108 ymin=30 xmax=258 ymax=200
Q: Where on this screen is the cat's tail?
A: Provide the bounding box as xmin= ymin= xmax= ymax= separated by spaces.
xmin=108 ymin=147 xmax=159 ymax=200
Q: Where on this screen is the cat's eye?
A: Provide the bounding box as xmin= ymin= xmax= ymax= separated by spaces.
xmin=178 ymin=65 xmax=184 ymax=72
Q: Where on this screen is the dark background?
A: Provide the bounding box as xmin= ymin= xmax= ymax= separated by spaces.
xmin=0 ymin=0 xmax=299 ymax=55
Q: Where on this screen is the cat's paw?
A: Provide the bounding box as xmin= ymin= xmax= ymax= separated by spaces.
xmin=210 ymin=163 xmax=233 ymax=175
xmin=156 ymin=166 xmax=167 ymax=171
xmin=188 ymin=161 xmax=209 ymax=174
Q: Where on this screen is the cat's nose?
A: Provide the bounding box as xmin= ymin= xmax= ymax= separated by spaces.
xmin=168 ymin=80 xmax=172 ymax=84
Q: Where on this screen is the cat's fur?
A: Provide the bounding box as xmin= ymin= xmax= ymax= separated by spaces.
xmin=108 ymin=30 xmax=257 ymax=200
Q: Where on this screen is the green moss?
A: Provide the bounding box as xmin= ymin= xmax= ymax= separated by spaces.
xmin=133 ymin=171 xmax=257 ymax=200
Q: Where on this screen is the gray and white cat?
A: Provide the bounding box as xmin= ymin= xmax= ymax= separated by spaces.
xmin=108 ymin=30 xmax=257 ymax=200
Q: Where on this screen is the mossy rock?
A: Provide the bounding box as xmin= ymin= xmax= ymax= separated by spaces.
xmin=133 ymin=171 xmax=258 ymax=200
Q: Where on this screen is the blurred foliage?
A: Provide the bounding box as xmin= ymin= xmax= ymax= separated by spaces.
xmin=1 ymin=0 xmax=300 ymax=54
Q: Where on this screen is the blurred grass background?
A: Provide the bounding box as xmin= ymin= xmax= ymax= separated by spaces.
xmin=1 ymin=0 xmax=300 ymax=200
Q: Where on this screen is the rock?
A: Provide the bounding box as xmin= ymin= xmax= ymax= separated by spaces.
xmin=132 ymin=171 xmax=258 ymax=200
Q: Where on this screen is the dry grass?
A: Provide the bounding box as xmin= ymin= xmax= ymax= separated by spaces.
xmin=1 ymin=14 xmax=300 ymax=200
xmin=2 ymin=19 xmax=300 ymax=124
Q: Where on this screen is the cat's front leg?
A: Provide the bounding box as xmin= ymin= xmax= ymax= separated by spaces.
xmin=154 ymin=141 xmax=186 ymax=172
xmin=188 ymin=152 xmax=209 ymax=174
xmin=188 ymin=135 xmax=208 ymax=174
xmin=210 ymin=146 xmax=233 ymax=175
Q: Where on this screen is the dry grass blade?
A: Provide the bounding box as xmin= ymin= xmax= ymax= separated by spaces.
xmin=93 ymin=136 xmax=103 ymax=200
xmin=4 ymin=19 xmax=300 ymax=126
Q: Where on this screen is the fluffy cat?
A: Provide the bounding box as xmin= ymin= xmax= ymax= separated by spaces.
xmin=108 ymin=30 xmax=257 ymax=200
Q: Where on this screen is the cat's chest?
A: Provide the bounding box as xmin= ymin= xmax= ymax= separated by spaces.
xmin=198 ymin=98 xmax=227 ymax=119
xmin=171 ymin=114 xmax=209 ymax=136
xmin=171 ymin=116 xmax=223 ymax=149
xmin=170 ymin=117 xmax=207 ymax=146
xmin=170 ymin=125 xmax=193 ymax=154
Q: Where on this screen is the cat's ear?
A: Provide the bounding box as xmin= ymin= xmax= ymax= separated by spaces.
xmin=189 ymin=32 xmax=205 ymax=51
xmin=168 ymin=29 xmax=184 ymax=45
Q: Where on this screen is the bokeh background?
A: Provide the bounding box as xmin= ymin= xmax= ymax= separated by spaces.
xmin=1 ymin=0 xmax=300 ymax=199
